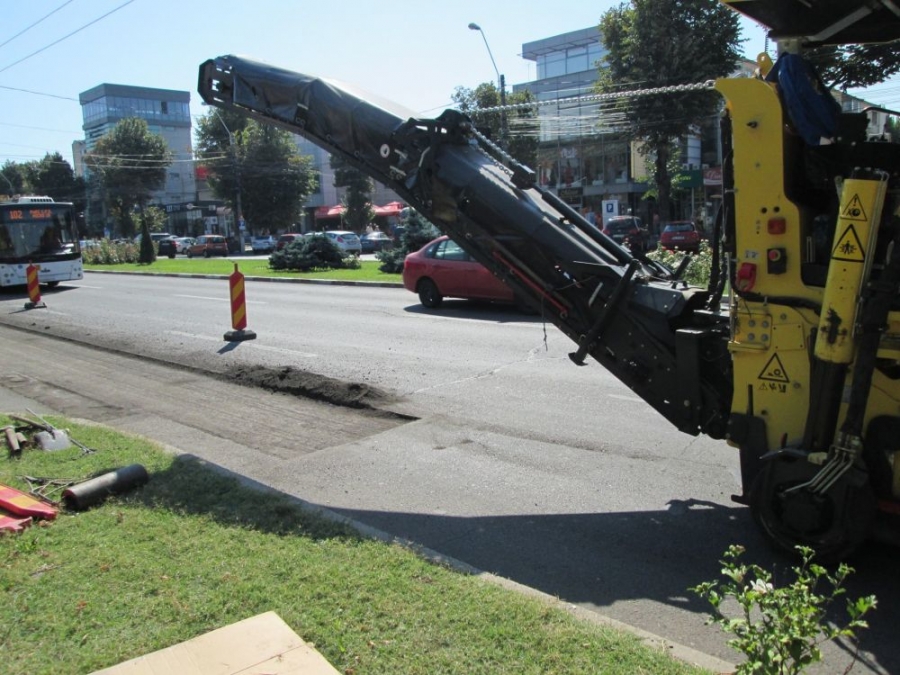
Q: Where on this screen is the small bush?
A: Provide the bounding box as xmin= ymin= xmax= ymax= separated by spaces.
xmin=646 ymin=239 xmax=714 ymax=288
xmin=268 ymin=235 xmax=358 ymax=272
xmin=691 ymin=544 xmax=876 ymax=675
xmin=81 ymin=239 xmax=141 ymax=265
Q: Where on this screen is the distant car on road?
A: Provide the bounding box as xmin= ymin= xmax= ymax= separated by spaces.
xmin=174 ymin=237 xmax=196 ymax=254
xmin=308 ymin=230 xmax=362 ymax=255
xmin=276 ymin=233 xmax=303 ymax=251
xmin=157 ymin=237 xmax=178 ymax=258
xmin=187 ymin=235 xmax=229 ymax=258
xmin=659 ymin=221 xmax=702 ymax=253
xmin=402 ymin=235 xmax=515 ymax=309
xmin=602 ymin=216 xmax=649 ymax=252
xmin=251 ymin=235 xmax=276 ymax=253
xmin=360 ymin=231 xmax=393 ymax=253
xmin=134 ymin=232 xmax=173 ymax=245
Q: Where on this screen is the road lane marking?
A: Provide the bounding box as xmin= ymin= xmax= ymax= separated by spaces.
xmin=173 ymin=294 xmax=267 ymax=305
xmin=608 ymin=393 xmax=643 ymax=403
xmin=165 ymin=330 xmax=317 ymax=358
xmin=65 ymin=283 xmax=103 ymax=289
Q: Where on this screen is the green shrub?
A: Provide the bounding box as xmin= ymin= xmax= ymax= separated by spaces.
xmin=691 ymin=544 xmax=876 ymax=675
xmin=377 ymin=212 xmax=439 ymax=273
xmin=268 ymin=235 xmax=358 ymax=271
xmin=81 ymin=239 xmax=141 ymax=265
xmin=646 ymin=240 xmax=714 ymax=288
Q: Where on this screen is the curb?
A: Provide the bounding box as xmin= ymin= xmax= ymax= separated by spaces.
xmin=85 ymin=269 xmax=404 ymax=288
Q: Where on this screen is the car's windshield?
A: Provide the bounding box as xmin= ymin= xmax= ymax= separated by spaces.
xmin=664 ymin=223 xmax=694 ymax=233
xmin=606 ymin=220 xmax=638 ymax=233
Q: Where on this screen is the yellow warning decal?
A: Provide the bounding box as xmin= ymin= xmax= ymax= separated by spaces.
xmin=832 ymin=223 xmax=865 ymax=263
xmin=840 ymin=194 xmax=868 ymax=222
xmin=758 ymin=352 xmax=790 ymax=383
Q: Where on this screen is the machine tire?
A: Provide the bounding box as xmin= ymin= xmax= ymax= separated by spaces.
xmin=204 ymin=249 xmax=211 ymax=258
xmin=749 ymin=453 xmax=876 ymax=563
xmin=46 ymin=281 xmax=60 ymax=288
xmin=418 ymin=279 xmax=443 ymax=308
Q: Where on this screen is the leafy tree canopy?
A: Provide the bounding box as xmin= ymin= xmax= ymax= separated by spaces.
xmin=330 ymin=154 xmax=374 ymax=232
xmin=598 ymin=0 xmax=741 ymax=221
xmin=452 ymin=83 xmax=538 ymax=169
xmin=84 ymin=118 xmax=171 ymax=236
xmin=196 ymin=111 xmax=315 ymax=232
xmin=22 ymin=152 xmax=85 ymax=205
xmin=806 ymin=43 xmax=900 ymax=90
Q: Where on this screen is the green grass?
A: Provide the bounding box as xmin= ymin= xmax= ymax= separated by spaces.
xmin=85 ymin=258 xmax=403 ymax=284
xmin=0 ymin=416 xmax=709 ymax=675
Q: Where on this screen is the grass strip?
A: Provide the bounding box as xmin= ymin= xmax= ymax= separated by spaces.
xmin=84 ymin=259 xmax=403 ymax=284
xmin=1 ymin=416 xmax=707 ymax=674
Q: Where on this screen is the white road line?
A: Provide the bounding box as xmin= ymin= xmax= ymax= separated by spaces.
xmin=65 ymin=283 xmax=103 ymax=289
xmin=173 ymin=294 xmax=266 ymax=305
xmin=165 ymin=330 xmax=317 ymax=358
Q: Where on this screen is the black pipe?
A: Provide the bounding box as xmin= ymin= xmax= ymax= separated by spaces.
xmin=62 ymin=464 xmax=149 ymax=511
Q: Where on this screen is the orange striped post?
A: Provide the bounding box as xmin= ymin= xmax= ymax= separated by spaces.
xmin=24 ymin=263 xmax=46 ymax=309
xmin=224 ymin=262 xmax=256 ymax=341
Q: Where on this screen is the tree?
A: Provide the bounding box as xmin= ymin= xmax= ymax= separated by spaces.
xmin=330 ymin=154 xmax=374 ymax=232
xmin=1 ymin=160 xmax=27 ymax=197
xmin=84 ymin=118 xmax=171 ymax=237
xmin=196 ymin=112 xmax=315 ymax=232
xmin=452 ymin=83 xmax=539 ymax=170
xmin=807 ymin=43 xmax=900 ymax=90
xmin=598 ymin=0 xmax=741 ymax=222
xmin=22 ymin=152 xmax=85 ymax=206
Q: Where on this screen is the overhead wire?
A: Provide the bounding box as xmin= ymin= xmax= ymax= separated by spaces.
xmin=0 ymin=0 xmax=139 ymax=75
xmin=0 ymin=0 xmax=78 ymax=50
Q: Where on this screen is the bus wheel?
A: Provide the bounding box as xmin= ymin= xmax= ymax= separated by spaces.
xmin=47 ymin=281 xmax=60 ymax=288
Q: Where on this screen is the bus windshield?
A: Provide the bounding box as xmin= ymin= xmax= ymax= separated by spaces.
xmin=0 ymin=203 xmax=79 ymax=262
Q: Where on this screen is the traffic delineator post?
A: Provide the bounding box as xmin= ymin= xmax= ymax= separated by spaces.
xmin=24 ymin=263 xmax=46 ymax=309
xmin=224 ymin=262 xmax=256 ymax=342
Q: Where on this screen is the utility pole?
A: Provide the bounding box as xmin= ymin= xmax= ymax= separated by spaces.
xmin=468 ymin=22 xmax=508 ymax=148
xmin=210 ymin=110 xmax=244 ymax=248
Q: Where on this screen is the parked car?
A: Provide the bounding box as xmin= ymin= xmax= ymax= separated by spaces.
xmin=251 ymin=235 xmax=276 ymax=253
xmin=134 ymin=232 xmax=173 ymax=244
xmin=304 ymin=230 xmax=363 ymax=255
xmin=174 ymin=237 xmax=196 ymax=254
xmin=402 ymin=235 xmax=515 ymax=309
xmin=157 ymin=237 xmax=178 ymax=258
xmin=659 ymin=221 xmax=702 ymax=253
xmin=187 ymin=234 xmax=229 ymax=258
xmin=602 ymin=216 xmax=649 ymax=251
xmin=276 ymin=233 xmax=303 ymax=251
xmin=360 ymin=231 xmax=393 ymax=253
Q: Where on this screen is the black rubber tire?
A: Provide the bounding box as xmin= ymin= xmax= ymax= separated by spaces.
xmin=46 ymin=281 xmax=60 ymax=288
xmin=204 ymin=249 xmax=211 ymax=258
xmin=417 ymin=279 xmax=443 ymax=308
xmin=749 ymin=456 xmax=876 ymax=563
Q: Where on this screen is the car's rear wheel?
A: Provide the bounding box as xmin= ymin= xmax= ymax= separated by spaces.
xmin=417 ymin=279 xmax=443 ymax=308
xmin=204 ymin=249 xmax=211 ymax=258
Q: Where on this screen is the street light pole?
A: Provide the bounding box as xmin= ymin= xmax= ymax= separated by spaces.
xmin=468 ymin=22 xmax=508 ymax=148
xmin=208 ymin=109 xmax=243 ymax=244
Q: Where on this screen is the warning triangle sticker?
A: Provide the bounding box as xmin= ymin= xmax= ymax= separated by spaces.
xmin=758 ymin=353 xmax=790 ymax=383
xmin=832 ymin=223 xmax=865 ymax=263
xmin=841 ymin=195 xmax=868 ymax=222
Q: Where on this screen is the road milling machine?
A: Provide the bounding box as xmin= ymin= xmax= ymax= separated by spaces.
xmin=199 ymin=0 xmax=900 ymax=560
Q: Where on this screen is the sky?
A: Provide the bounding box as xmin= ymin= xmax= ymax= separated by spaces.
xmin=1 ymin=0 xmax=897 ymax=170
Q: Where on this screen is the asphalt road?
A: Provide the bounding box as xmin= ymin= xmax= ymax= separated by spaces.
xmin=0 ymin=273 xmax=897 ymax=674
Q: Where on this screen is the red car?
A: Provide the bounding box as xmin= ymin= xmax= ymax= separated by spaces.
xmin=402 ymin=236 xmax=514 ymax=308
xmin=659 ymin=221 xmax=702 ymax=252
xmin=276 ymin=233 xmax=303 ymax=251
